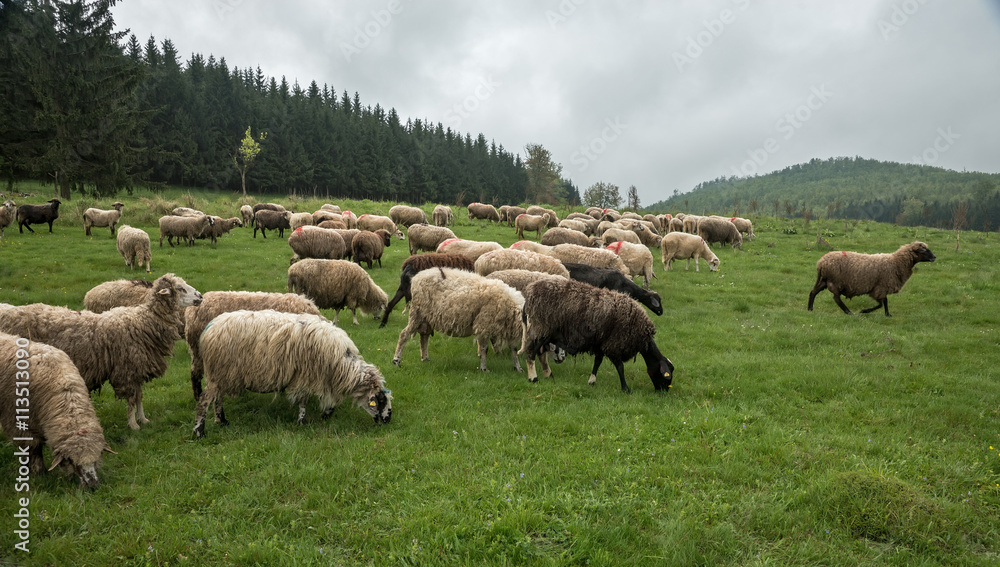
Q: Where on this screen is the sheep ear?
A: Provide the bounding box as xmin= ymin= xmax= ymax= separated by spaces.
xmin=48 ymin=455 xmax=64 ymax=472
xmin=157 ymin=287 xmax=172 ymax=295
xmin=103 ymin=445 xmax=118 ymax=455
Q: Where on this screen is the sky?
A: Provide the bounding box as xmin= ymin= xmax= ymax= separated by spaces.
xmin=111 ymin=0 xmax=1000 ymax=206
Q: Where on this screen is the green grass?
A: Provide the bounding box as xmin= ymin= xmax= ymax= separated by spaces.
xmin=1 ymin=187 xmax=999 ymax=566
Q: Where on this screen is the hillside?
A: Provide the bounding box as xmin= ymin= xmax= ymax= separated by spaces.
xmin=647 ymin=157 xmax=1000 ymax=230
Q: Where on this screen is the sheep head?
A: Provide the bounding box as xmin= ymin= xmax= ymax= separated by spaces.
xmin=155 ymin=273 xmax=203 ymax=308
xmin=47 ymin=429 xmax=114 ymax=490
xmin=907 ymin=241 xmax=936 ymax=264
xmin=641 ymin=338 xmax=673 ymax=392
xmin=359 ymin=366 xmax=392 ymax=424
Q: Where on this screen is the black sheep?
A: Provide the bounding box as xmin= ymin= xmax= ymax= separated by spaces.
xmin=17 ymin=198 xmax=61 ymax=233
xmin=561 ymin=262 xmax=663 ymax=315
xmin=379 ymin=253 xmax=476 ymax=328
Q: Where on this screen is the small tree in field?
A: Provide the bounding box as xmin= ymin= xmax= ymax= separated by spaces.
xmin=233 ymin=126 xmax=266 ymax=196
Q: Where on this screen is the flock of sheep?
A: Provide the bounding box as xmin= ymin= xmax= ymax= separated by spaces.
xmin=0 ymin=196 xmax=937 ymax=489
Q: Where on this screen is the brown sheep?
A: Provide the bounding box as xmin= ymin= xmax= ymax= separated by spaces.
xmin=353 ymin=229 xmax=392 ymax=269
xmin=288 ymin=225 xmax=347 ymax=264
xmin=468 ymin=202 xmax=501 ymax=222
xmin=526 ymin=205 xmax=559 ymax=227
xmin=697 ymin=217 xmax=742 ymax=249
xmin=541 ymin=227 xmax=600 ymax=247
xmin=389 ymin=204 xmax=427 ymax=227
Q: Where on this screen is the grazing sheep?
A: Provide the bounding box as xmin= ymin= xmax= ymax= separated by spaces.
xmin=392 ymin=268 xmax=525 ymax=372
xmin=668 ymin=217 xmax=685 ymax=233
xmin=475 ymin=248 xmax=570 ymax=278
xmin=252 ymin=202 xmax=285 ymax=215
xmin=333 ymin=228 xmax=360 ymax=260
xmin=353 ymin=229 xmax=392 ymax=269
xmin=557 ymin=218 xmax=592 ymax=235
xmin=240 ymin=204 xmax=254 ymax=227
xmin=17 ymin=198 xmax=61 ymax=233
xmin=584 ymin=206 xmax=604 ymax=219
xmin=683 ymin=215 xmax=703 ymax=234
xmin=526 ymin=205 xmax=560 ymax=227
xmin=184 ymin=291 xmax=322 ymax=400
xmin=468 ymin=202 xmax=501 ymax=223
xmin=519 ymin=278 xmax=674 ymax=393
xmin=606 ymin=241 xmax=656 ymax=289
xmin=730 ymin=216 xmax=755 ymax=240
xmin=158 ymin=214 xmax=215 ymax=247
xmin=288 ymin=259 xmax=388 ymax=325
xmin=312 ymin=210 xmax=341 ymax=225
xmin=82 ymin=202 xmax=124 ymax=236
xmin=407 ymin=223 xmax=457 ymax=255
xmin=196 ymin=216 xmax=242 ymax=245
xmin=341 ymin=210 xmax=359 ymax=229
xmin=171 ymin=207 xmax=204 ymax=217
xmin=514 ymin=213 xmax=552 ymax=240
xmin=320 ymin=204 xmax=341 ymax=213
xmin=253 ymin=209 xmax=293 ymax=238
xmin=621 ymin=212 xmax=642 ymax=221
xmin=317 ymin=219 xmax=347 ymax=230
xmin=389 ymin=204 xmax=428 ymax=227
xmin=289 ymin=212 xmax=314 ymax=230
xmin=0 ymin=273 xmax=203 ymax=429
xmin=510 ymin=240 xmax=554 ymax=255
xmin=84 ymin=278 xmax=150 ymax=310
xmin=194 ymin=310 xmax=392 ymax=438
xmin=436 ymin=238 xmax=504 ymax=261
xmin=357 ymin=214 xmax=403 ymax=239
xmin=116 ymin=225 xmax=152 ymax=273
xmin=661 ymin=232 xmax=720 ymax=272
xmin=498 ymin=205 xmax=512 ymax=225
xmin=635 ymin=226 xmax=663 ymax=248
xmin=697 ymin=217 xmax=743 ymax=249
xmin=541 ymin=227 xmax=600 ymax=247
xmin=0 ymin=199 xmax=16 ymax=237
xmin=600 ymin=227 xmax=641 ymax=245
xmin=288 ymin=226 xmax=347 ymax=264
xmin=432 ymin=204 xmax=454 ymax=227
xmin=643 ymin=214 xmax=662 ymax=233
xmin=486 ymin=269 xmax=566 ymax=293
xmin=562 ymin=262 xmax=663 ymax=315
xmin=0 ymin=333 xmax=113 ymax=489
xmin=548 ymin=243 xmax=630 ymax=277
xmin=807 ymin=241 xmax=936 ymax=316
xmin=380 ymin=253 xmax=475 ymax=328
xmin=504 ymin=205 xmax=527 ymax=227
xmin=601 ymin=210 xmax=622 ymax=222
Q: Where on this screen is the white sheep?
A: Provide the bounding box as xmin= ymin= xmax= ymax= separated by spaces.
xmin=82 ymin=201 xmax=124 ymax=236
xmin=474 ymin=248 xmax=571 ymax=278
xmin=514 ymin=213 xmax=551 ymax=240
xmin=194 ymin=310 xmax=392 ymax=438
xmin=407 ymin=223 xmax=457 ymax=255
xmin=389 ymin=204 xmax=428 ymax=227
xmin=605 ymin=241 xmax=656 ymax=289
xmin=509 ymin=240 xmax=554 ymax=255
xmin=288 ymin=259 xmax=387 ymax=325
xmin=540 ymin=227 xmax=600 ymax=247
xmin=525 ymin=205 xmax=560 ymax=227
xmin=288 ymin=225 xmax=347 ymax=264
xmin=171 ymin=207 xmax=205 ymax=217
xmin=0 ymin=199 xmax=16 ymax=237
xmin=289 ymin=212 xmax=314 ymax=230
xmin=116 ymin=225 xmax=152 ymax=272
xmin=485 ymin=269 xmax=567 ymax=293
xmin=436 ymin=238 xmax=504 ymax=261
xmin=730 ymin=216 xmax=755 ymax=240
xmin=392 ymin=268 xmax=525 ymax=372
xmin=547 ymin=243 xmax=630 ymax=277
xmin=357 ymin=214 xmax=403 ymax=239
xmin=240 ymin=204 xmax=254 ymax=227
xmin=159 ymin=214 xmax=215 ymax=247
xmin=432 ymin=204 xmax=454 ymax=227
xmin=661 ymin=232 xmax=720 ymax=272
xmin=600 ymin=227 xmax=641 ymax=245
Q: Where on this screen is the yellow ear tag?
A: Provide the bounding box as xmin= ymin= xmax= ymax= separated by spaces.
xmin=369 ymin=400 xmax=377 ymax=407
xmin=664 ymin=373 xmax=670 ymax=377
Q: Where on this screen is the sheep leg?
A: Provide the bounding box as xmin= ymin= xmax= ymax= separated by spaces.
xmin=29 ymin=444 xmax=46 ymax=475
xmin=588 ymin=353 xmax=605 ymax=386
xmin=538 ymin=350 xmax=551 ymax=377
xmin=612 ymin=359 xmax=632 ymax=394
xmin=831 ymin=291 xmax=853 ymax=315
xmin=321 ymin=407 xmax=335 ymax=419
xmin=351 ymin=308 xmax=360 ymax=326
xmin=686 ymin=258 xmax=691 ymax=271
xmin=525 ymin=353 xmax=538 ymax=382
xmin=861 ymin=298 xmax=890 ymax=316
xmin=510 ymin=347 xmax=523 ymax=372
xmin=477 ymin=339 xmax=490 ymax=372
xmin=297 ymin=403 xmax=307 ymax=425
xmin=191 ymin=360 xmax=204 ymax=400
xmin=392 ymin=323 xmax=417 ymax=366
xmin=47 ymin=220 xmax=53 ymax=233
xmin=332 ymin=309 xmax=341 ymax=325
xmin=215 ymin=398 xmax=228 ymax=426
xmin=136 ymin=388 xmax=150 ymax=425
xmin=807 ymin=276 xmax=827 ymax=311
xmin=419 ymin=332 xmax=430 ymax=361
xmin=193 ymin=388 xmax=214 ymax=439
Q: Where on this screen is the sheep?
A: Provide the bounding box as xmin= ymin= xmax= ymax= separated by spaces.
xmin=312 ymin=210 xmax=341 ymax=225
xmin=0 ymin=199 xmax=15 ymax=237
xmin=519 ymin=278 xmax=674 ymax=393
xmin=584 ymin=206 xmax=604 ymax=219
xmin=485 ymin=269 xmax=566 ymax=293
xmin=253 ymin=209 xmax=293 ymax=238
xmin=0 ymin=273 xmax=203 ymax=429
xmin=320 ymin=204 xmax=341 ymax=213
xmin=504 ymin=205 xmax=527 ymax=227
xmin=557 ymin=218 xmax=591 ymax=234
xmin=0 ymin=332 xmax=113 ymax=489
xmin=730 ymin=216 xmax=755 ymax=240
xmin=643 ymin=214 xmax=662 ymax=233
xmin=333 ymin=229 xmax=360 ymax=260
xmin=317 ymin=218 xmax=347 ymax=230
xmin=562 ymin=262 xmax=663 ymax=315
xmin=547 ymin=243 xmax=631 ymax=277
xmin=497 ymin=205 xmax=512 ymax=225
xmin=352 ymin=229 xmax=392 ymax=269
xmin=635 ymin=225 xmax=663 ymax=248
xmin=436 ymin=238 xmax=504 ymax=261
xmin=621 ymin=212 xmax=642 ymax=221
xmin=288 ymin=259 xmax=387 ymax=325
xmin=82 ymin=202 xmax=124 ymax=236
xmin=288 ymin=225 xmax=347 ymax=264
xmin=668 ymin=217 xmax=685 ymax=233
xmin=661 ymin=232 xmax=720 ymax=272
xmin=467 ymin=202 xmax=501 ymax=222
xmin=357 ymin=214 xmax=403 ymax=239
xmin=683 ymin=215 xmax=703 ymax=234
xmin=240 ymin=204 xmax=254 ymax=227
xmin=807 ymin=241 xmax=936 ymax=316
xmin=407 ymin=223 xmax=457 ymax=255
xmin=514 ymin=213 xmax=552 ymax=240
xmin=601 ymin=210 xmax=622 ymax=222
xmin=194 ymin=310 xmax=392 ymax=438
xmin=510 ymin=240 xmax=554 ymax=255
xmin=600 ymin=227 xmax=641 ymax=246
xmin=380 ymin=253 xmax=476 ymax=328
xmin=392 ymin=268 xmax=525 ymax=372
xmin=697 ymin=217 xmax=743 ymax=249
xmin=171 ymin=206 xmax=204 ymax=217
xmin=432 ymin=204 xmax=454 ymax=227
xmin=114 ymin=225 xmax=152 ymax=273
xmin=252 ymin=202 xmax=285 ymax=215
xmin=17 ymin=198 xmax=61 ymax=233
xmin=389 ymin=204 xmax=428 ymax=227
xmin=595 ymin=220 xmax=620 ymax=236
xmin=474 ymin=248 xmax=570 ymax=279
xmin=526 ymin=205 xmax=560 ymax=227
xmin=605 ymin=241 xmax=656 ymax=289
xmin=197 ymin=216 xmax=242 ymax=245
xmin=158 ymin=214 xmax=215 ymax=247
xmin=341 ymin=210 xmax=359 ymax=229
xmin=289 ymin=212 xmax=314 ymax=230
xmin=540 ymin=227 xmax=600 ymax=247
xmin=184 ymin=291 xmax=322 ymax=400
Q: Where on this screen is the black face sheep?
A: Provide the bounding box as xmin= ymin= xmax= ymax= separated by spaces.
xmin=0 ymin=273 xmax=203 ymax=429
xmin=519 ymin=278 xmax=674 ymax=393
xmin=525 ymin=205 xmax=560 ymax=227
xmin=407 ymin=223 xmax=457 ymax=255
xmin=379 ymin=253 xmax=476 ymax=328
xmin=288 ymin=259 xmax=388 ymax=325
xmin=474 ymin=248 xmax=571 ymax=278
xmin=697 ymin=217 xmax=742 ymax=249
xmin=17 ymin=197 xmax=61 ymax=233
xmin=184 ymin=291 xmax=323 ymax=400
xmin=432 ymin=204 xmax=454 ymax=227
xmin=0 ymin=199 xmax=16 ymax=237
xmin=389 ymin=204 xmax=428 ymax=227
xmin=807 ymin=241 xmax=936 ymax=317
xmin=561 ymin=262 xmax=663 ymax=316
xmin=253 ymin=209 xmax=293 ymax=238
xmin=1 ymin=333 xmax=114 ymax=489
xmin=606 ymin=241 xmax=657 ymax=289
xmin=159 ymin=214 xmax=215 ymax=247
xmin=115 ymin=225 xmax=152 ymax=272
xmin=82 ymin=201 xmax=124 ymax=236
xmin=661 ymin=232 xmax=719 ymax=273
xmin=392 ymin=268 xmax=526 ymax=372
xmin=468 ymin=202 xmax=501 ymax=222
xmin=194 ymin=310 xmax=392 ymax=438
xmin=436 ymin=238 xmax=504 ymax=261
xmin=353 ymin=228 xmax=391 ymax=269
xmin=288 ymin=225 xmax=347 ymax=265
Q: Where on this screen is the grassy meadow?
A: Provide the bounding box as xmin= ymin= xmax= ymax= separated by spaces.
xmin=1 ymin=186 xmax=999 ymax=566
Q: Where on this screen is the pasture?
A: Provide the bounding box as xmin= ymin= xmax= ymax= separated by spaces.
xmin=1 ymin=188 xmax=998 ymax=566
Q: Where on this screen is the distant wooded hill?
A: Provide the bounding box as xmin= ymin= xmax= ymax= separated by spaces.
xmin=647 ymin=157 xmax=1000 ymax=231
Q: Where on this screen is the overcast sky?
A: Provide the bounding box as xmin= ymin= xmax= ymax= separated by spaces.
xmin=112 ymin=0 xmax=1000 ymax=205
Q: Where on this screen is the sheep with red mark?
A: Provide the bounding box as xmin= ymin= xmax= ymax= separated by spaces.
xmin=606 ymin=240 xmax=656 ymax=289
xmin=436 ymin=238 xmax=504 ymax=261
